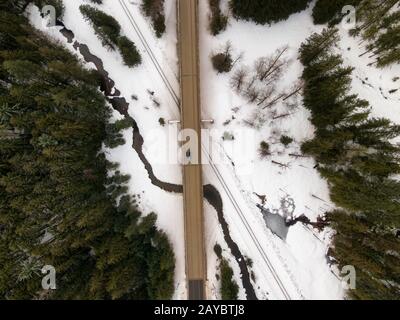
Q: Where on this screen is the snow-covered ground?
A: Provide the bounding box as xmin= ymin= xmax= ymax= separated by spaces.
xmin=338 ymin=27 xmax=400 ymax=126
xmin=199 ymin=0 xmax=399 ymax=299
xmin=27 ymin=0 xmax=399 ymax=300
xmin=199 ymin=0 xmax=344 ymax=299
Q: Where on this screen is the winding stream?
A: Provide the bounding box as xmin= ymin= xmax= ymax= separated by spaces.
xmin=204 ymin=185 xmax=258 ymax=300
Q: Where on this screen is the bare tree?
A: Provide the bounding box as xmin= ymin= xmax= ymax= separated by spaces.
xmin=271 ymin=160 xmax=291 ymax=169
xmin=255 ymin=46 xmax=288 ymax=82
xmin=262 ymin=92 xmax=286 ymax=109
xmin=289 ymin=153 xmax=310 ymax=159
xmin=273 ymin=113 xmax=292 ymax=120
xmin=244 ymin=74 xmax=260 ymax=103
xmin=230 ymin=67 xmax=249 ymax=92
xmin=283 ymin=79 xmax=304 ymax=101
xmin=245 ymin=86 xmax=260 ymax=103
xmin=232 ymin=52 xmax=244 ymax=69
xmin=226 ymin=43 xmax=299 ymax=128
xmin=254 ymin=57 xmax=269 ymax=80
xmin=223 ymin=41 xmax=233 ymax=57
xmin=256 ymin=86 xmax=275 ymax=106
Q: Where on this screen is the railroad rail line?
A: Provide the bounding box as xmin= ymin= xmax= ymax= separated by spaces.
xmin=118 ymin=0 xmax=180 ymax=106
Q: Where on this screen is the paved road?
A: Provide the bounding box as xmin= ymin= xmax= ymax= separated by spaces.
xmin=178 ymin=0 xmax=206 ymax=300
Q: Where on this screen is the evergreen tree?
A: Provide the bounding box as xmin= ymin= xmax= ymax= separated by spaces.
xmin=117 ymin=36 xmax=142 ymax=68
xmin=230 ymin=0 xmax=311 ymax=25
xmin=141 ymin=0 xmax=166 ymax=38
xmin=312 ymin=0 xmax=362 ymax=25
xmin=79 ymin=5 xmax=142 ymax=68
xmin=208 ymin=0 xmax=228 ymax=36
xmin=220 ymin=259 xmax=239 ymax=300
xmin=80 ymin=4 xmax=121 ymax=49
xmin=350 ymin=0 xmax=400 ymax=67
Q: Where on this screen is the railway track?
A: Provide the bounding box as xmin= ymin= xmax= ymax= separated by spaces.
xmin=202 ymin=145 xmax=292 ymax=300
xmin=118 ymin=0 xmax=180 ymax=106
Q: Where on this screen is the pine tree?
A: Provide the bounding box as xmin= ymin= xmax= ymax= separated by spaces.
xmin=312 ymin=0 xmax=362 ymax=25
xmin=230 ymin=0 xmax=311 ymax=25
xmin=220 ymin=259 xmax=239 ymax=300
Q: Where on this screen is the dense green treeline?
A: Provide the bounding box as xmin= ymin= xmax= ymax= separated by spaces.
xmin=229 ymin=0 xmax=311 ymax=25
xmin=300 ymin=29 xmax=400 ymax=299
xmin=0 ymin=5 xmax=174 ymax=299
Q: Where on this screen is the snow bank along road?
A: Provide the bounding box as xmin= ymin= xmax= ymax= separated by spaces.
xmin=118 ymin=0 xmax=295 ymax=299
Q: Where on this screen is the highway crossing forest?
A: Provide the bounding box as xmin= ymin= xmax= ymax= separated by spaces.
xmin=0 ymin=3 xmax=175 ymax=299
xmin=1 ymin=0 xmax=400 ymax=301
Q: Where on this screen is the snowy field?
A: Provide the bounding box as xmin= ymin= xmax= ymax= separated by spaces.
xmin=199 ymin=0 xmax=342 ymax=299
xmin=200 ymin=0 xmax=399 ymax=299
xmin=27 ymin=0 xmax=399 ymax=300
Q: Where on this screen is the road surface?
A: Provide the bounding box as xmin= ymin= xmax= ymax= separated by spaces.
xmin=178 ymin=0 xmax=206 ymax=300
